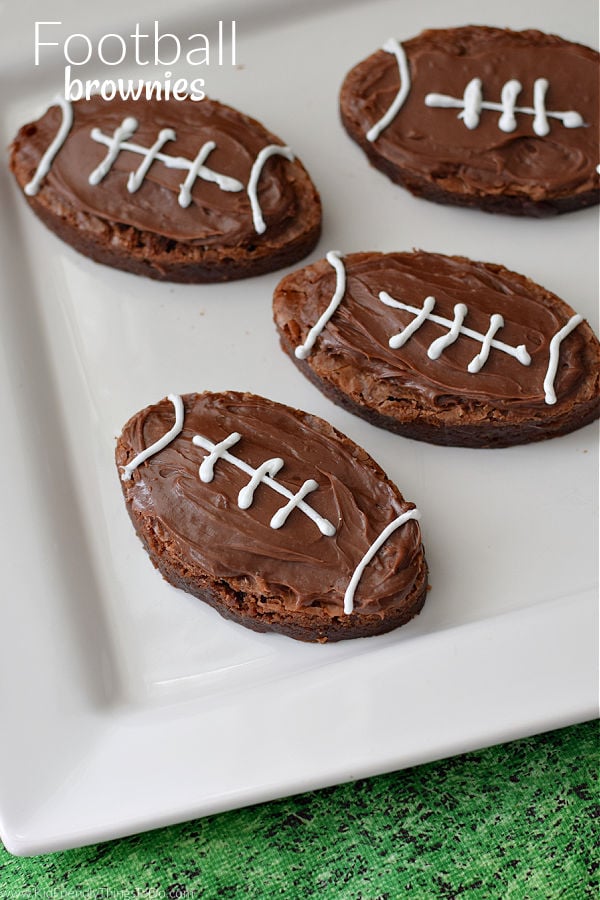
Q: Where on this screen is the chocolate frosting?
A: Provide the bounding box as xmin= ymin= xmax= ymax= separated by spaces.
xmin=342 ymin=27 xmax=599 ymax=200
xmin=18 ymin=96 xmax=302 ymax=245
xmin=117 ymin=392 xmax=424 ymax=617
xmin=274 ymin=251 xmax=598 ymax=411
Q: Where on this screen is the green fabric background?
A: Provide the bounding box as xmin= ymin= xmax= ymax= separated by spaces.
xmin=3 ymin=4 xmax=597 ymax=896
xmin=1 ymin=721 xmax=598 ymax=899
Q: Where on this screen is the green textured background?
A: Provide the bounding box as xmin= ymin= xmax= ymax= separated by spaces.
xmin=1 ymin=721 xmax=598 ymax=899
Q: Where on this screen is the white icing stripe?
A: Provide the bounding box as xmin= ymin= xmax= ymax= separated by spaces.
xmin=192 ymin=433 xmax=336 ymax=536
xmin=366 ymin=38 xmax=411 ymax=142
xmin=461 ymin=78 xmax=482 ymax=129
xmin=270 ymin=479 xmax=319 ymax=530
xmin=379 ymin=292 xmax=531 ymax=367
xmin=121 ymin=394 xmax=184 ymax=481
xmin=343 ymin=508 xmax=421 ymax=615
xmin=199 ymin=432 xmax=241 ymax=482
xmin=24 ymin=96 xmax=74 ymax=196
xmin=427 ymin=303 xmax=468 ymax=360
xmin=467 ymin=314 xmax=504 ymax=374
xmin=533 ymin=78 xmax=550 ymax=137
xmin=498 ymin=80 xmax=522 ymax=133
xmin=425 ymin=77 xmax=585 ymax=134
xmin=247 ymin=144 xmax=295 ymax=234
xmin=238 ymin=458 xmax=284 ymax=509
xmin=179 ymin=141 xmax=217 ymax=207
xmin=127 ymin=128 xmax=176 ymax=193
xmin=389 ymin=296 xmax=435 ymax=349
xmin=89 ymin=116 xmax=139 ymax=185
xmin=543 ymin=314 xmax=584 ymax=405
xmin=295 ymin=251 xmax=346 ymax=360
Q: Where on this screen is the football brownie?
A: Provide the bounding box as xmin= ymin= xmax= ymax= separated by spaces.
xmin=340 ymin=26 xmax=599 ymax=215
xmin=273 ymin=250 xmax=600 ymax=447
xmin=116 ymin=391 xmax=428 ymax=642
xmin=10 ymin=95 xmax=322 ymax=281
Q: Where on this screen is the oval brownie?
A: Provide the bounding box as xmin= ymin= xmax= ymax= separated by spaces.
xmin=116 ymin=391 xmax=427 ymax=642
xmin=340 ymin=26 xmax=600 ymax=216
xmin=273 ymin=250 xmax=600 ymax=448
xmin=10 ymin=95 xmax=321 ymax=281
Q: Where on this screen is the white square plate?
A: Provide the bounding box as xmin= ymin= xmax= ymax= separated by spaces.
xmin=0 ymin=0 xmax=597 ymax=856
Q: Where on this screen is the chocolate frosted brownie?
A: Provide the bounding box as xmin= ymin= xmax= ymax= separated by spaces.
xmin=10 ymin=96 xmax=321 ymax=281
xmin=116 ymin=391 xmax=428 ymax=642
xmin=340 ymin=26 xmax=600 ymax=215
xmin=273 ymin=250 xmax=600 ymax=448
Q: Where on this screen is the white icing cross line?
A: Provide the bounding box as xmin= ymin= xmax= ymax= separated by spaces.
xmin=425 ymin=77 xmax=585 ymax=136
xmin=379 ymin=292 xmax=531 ymax=370
xmin=192 ymin=432 xmax=336 ymax=537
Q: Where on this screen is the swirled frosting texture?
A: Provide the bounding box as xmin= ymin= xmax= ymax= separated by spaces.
xmin=341 ymin=27 xmax=599 ymax=207
xmin=116 ymin=392 xmax=424 ymax=617
xmin=16 ymin=96 xmax=306 ymax=245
